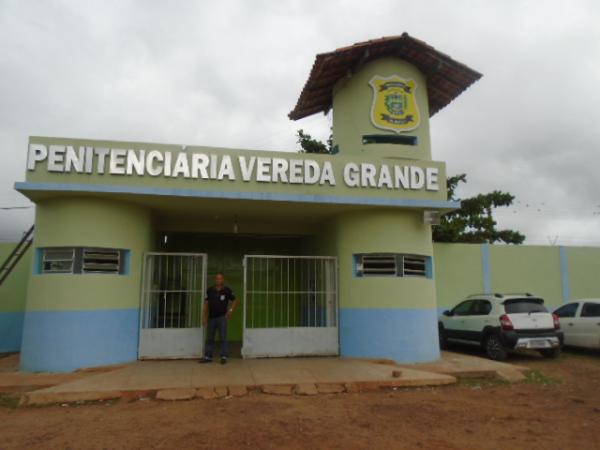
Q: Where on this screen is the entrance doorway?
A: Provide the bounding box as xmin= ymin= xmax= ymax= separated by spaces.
xmin=242 ymin=255 xmax=339 ymax=358
xmin=138 ymin=252 xmax=206 ymax=359
xmin=161 ymin=233 xmax=306 ymax=356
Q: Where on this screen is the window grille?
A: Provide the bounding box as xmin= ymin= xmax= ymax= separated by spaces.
xmin=402 ymin=256 xmax=427 ymax=277
xmin=39 ymin=247 xmax=127 ymax=275
xmin=359 ymin=254 xmax=397 ymax=276
xmin=244 ymin=255 xmax=338 ymax=329
xmin=42 ymin=248 xmax=75 ymax=274
xmin=355 ymin=253 xmax=430 ymax=278
xmin=82 ymin=248 xmax=120 ymax=274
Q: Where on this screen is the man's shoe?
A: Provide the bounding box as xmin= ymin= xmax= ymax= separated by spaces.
xmin=220 ymin=357 xmax=227 ymax=365
xmin=199 ymin=357 xmax=212 ymax=364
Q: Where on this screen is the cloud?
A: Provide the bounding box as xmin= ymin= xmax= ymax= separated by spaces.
xmin=0 ymin=0 xmax=598 ymax=245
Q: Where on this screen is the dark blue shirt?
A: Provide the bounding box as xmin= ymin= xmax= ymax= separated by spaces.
xmin=205 ymin=285 xmax=236 ymax=318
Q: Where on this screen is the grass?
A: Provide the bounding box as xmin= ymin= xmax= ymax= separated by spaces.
xmin=523 ymin=369 xmax=561 ymax=385
xmin=456 ymin=368 xmax=561 ymax=388
xmin=0 ymin=394 xmax=21 ymax=409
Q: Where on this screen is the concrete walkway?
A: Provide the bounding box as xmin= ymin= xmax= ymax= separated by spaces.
xmin=20 ymin=357 xmax=455 ymax=404
xmin=2 ymin=352 xmax=530 ymax=406
xmin=0 ymin=354 xmax=91 ymax=392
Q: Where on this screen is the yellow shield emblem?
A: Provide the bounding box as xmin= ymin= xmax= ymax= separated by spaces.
xmin=369 ymin=75 xmax=420 ymax=133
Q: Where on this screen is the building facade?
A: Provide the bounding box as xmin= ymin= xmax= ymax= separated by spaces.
xmin=12 ymin=34 xmax=484 ymax=372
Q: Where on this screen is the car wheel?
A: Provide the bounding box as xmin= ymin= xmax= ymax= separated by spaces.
xmin=540 ymin=347 xmax=561 ymax=359
xmin=438 ymin=325 xmax=448 ymax=350
xmin=484 ymin=334 xmax=508 ymax=361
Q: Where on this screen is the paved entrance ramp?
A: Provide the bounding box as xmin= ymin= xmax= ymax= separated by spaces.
xmin=14 ymin=352 xmax=532 ymax=406
xmin=21 ymin=357 xmax=455 ymax=405
xmin=0 ymin=354 xmax=103 ymax=393
xmin=412 ymin=351 xmax=529 ymax=381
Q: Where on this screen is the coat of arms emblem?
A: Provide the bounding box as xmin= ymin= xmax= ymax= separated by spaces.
xmin=369 ymin=75 xmax=420 ymax=133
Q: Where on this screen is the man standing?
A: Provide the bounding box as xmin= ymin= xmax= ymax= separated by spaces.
xmin=200 ymin=272 xmax=238 ymax=364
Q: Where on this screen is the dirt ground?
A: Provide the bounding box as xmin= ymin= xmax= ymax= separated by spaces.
xmin=1 ymin=347 xmax=600 ymax=450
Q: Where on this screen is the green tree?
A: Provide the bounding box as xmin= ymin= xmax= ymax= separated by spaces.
xmin=296 ymin=129 xmax=334 ymax=154
xmin=433 ymin=174 xmax=525 ymax=244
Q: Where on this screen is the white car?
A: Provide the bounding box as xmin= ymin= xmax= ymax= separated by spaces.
xmin=439 ymin=293 xmax=563 ymax=361
xmin=554 ymin=299 xmax=600 ymax=349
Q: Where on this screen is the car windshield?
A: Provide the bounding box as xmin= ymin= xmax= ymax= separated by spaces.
xmin=503 ymin=298 xmax=548 ymax=314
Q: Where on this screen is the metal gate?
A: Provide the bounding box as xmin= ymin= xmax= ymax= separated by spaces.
xmin=242 ymin=255 xmax=339 ymax=358
xmin=138 ymin=252 xmax=206 ymax=359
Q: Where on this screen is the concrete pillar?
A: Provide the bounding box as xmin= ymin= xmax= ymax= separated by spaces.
xmin=333 ymin=209 xmax=439 ymax=363
xmin=20 ymin=197 xmax=153 ymax=372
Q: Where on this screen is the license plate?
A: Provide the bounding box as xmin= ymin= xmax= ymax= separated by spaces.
xmin=528 ymin=339 xmax=550 ymax=348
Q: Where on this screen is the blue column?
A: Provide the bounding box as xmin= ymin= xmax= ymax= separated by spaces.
xmin=559 ymin=246 xmax=571 ymax=304
xmin=481 ymin=243 xmax=491 ymax=294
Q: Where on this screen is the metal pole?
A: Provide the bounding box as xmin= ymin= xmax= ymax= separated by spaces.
xmin=196 ymin=256 xmax=200 ymax=327
xmin=157 ymin=255 xmax=162 ymax=329
xmin=251 ymin=257 xmax=255 ymax=329
xmin=188 ymin=256 xmax=193 ymax=328
xmin=178 ymin=256 xmax=182 ymax=328
xmin=313 ymin=259 xmax=317 ymax=327
xmin=164 ymin=255 xmax=168 ymax=329
xmin=320 ymin=259 xmax=324 ymax=327
xmin=287 ymin=257 xmax=290 ymax=328
xmin=335 ymin=257 xmax=339 ymax=327
xmin=279 ymin=258 xmax=283 ymax=327
xmin=242 ymin=255 xmax=247 ymax=352
xmin=266 ymin=258 xmax=269 ymax=328
xmin=142 ymin=255 xmax=148 ymax=328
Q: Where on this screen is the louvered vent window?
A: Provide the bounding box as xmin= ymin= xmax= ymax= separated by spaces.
xmin=355 ymin=253 xmax=431 ymax=278
xmin=359 ymin=254 xmax=398 ymax=276
xmin=82 ymin=248 xmax=120 ymax=274
xmin=39 ymin=247 xmax=128 ymax=275
xmin=402 ymin=256 xmax=427 ymax=277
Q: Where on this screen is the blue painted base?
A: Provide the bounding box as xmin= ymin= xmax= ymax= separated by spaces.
xmin=20 ymin=309 xmax=139 ymax=372
xmin=0 ymin=312 xmax=24 ymax=353
xmin=340 ymin=308 xmax=440 ymax=363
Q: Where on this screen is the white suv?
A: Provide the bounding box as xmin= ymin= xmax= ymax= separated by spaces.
xmin=439 ymin=293 xmax=564 ymax=360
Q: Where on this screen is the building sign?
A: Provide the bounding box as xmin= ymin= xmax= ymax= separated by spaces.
xmin=369 ymin=75 xmax=420 ymax=133
xmin=27 ymin=143 xmax=440 ymax=191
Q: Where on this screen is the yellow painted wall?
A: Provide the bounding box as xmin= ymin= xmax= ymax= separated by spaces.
xmin=489 ymin=245 xmax=563 ymax=308
xmin=25 ymin=197 xmax=153 ymax=311
xmin=433 ymin=243 xmax=484 ymax=310
xmin=330 ymin=208 xmax=436 ymax=310
xmin=332 ymin=57 xmax=431 ymax=159
xmin=567 ymin=247 xmax=600 ymax=300
xmin=0 ymin=244 xmax=32 ymax=312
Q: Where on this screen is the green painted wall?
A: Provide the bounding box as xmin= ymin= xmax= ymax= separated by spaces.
xmin=163 ymin=234 xmax=305 ymax=341
xmin=433 ymin=243 xmax=484 ymax=310
xmin=567 ymin=247 xmax=600 ymax=300
xmin=328 ymin=209 xmax=436 ymax=310
xmin=11 ymin=239 xmax=600 ymax=316
xmin=11 ymin=235 xmax=600 ymax=335
xmin=332 ymin=57 xmax=431 ymax=159
xmin=156 ymin=210 xmax=321 ymax=236
xmin=432 ymin=244 xmax=600 ymax=312
xmin=0 ymin=244 xmax=32 ymax=313
xmin=489 ymin=245 xmax=563 ymax=308
xmin=26 ymin=197 xmax=153 ymax=311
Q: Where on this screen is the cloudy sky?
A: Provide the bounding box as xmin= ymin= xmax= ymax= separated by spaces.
xmin=1 ymin=0 xmax=599 ymax=245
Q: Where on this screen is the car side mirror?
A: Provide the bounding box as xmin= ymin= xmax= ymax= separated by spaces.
xmin=443 ymin=310 xmax=452 ymax=317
